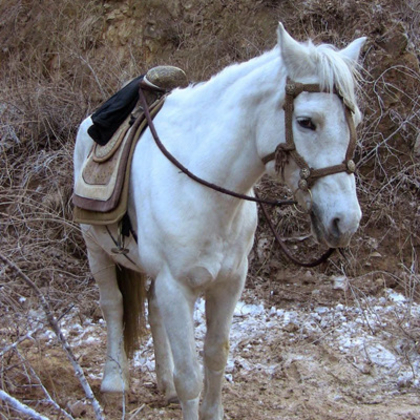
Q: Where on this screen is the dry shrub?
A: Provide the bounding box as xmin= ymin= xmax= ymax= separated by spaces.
xmin=0 ymin=0 xmax=419 ymax=417
xmin=257 ymin=0 xmax=420 ymax=295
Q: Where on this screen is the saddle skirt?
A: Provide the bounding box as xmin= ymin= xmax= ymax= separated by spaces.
xmin=73 ymin=98 xmax=165 ymax=225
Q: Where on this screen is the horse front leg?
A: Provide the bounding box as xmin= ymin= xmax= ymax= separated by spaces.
xmin=154 ymin=266 xmax=202 ymax=420
xmin=200 ymin=262 xmax=247 ymax=420
xmin=148 ymin=280 xmax=177 ymax=403
xmin=85 ymin=238 xmax=129 ymax=393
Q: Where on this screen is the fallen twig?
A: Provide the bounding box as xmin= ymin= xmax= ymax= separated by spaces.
xmin=128 ymin=404 xmax=145 ymax=420
xmin=0 ymin=390 xmax=50 ymax=420
xmin=0 ymin=252 xmax=104 ymax=420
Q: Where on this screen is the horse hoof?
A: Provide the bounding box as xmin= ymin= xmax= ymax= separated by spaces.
xmin=166 ymin=395 xmax=179 ymax=405
xmin=100 ymin=377 xmax=128 ymax=394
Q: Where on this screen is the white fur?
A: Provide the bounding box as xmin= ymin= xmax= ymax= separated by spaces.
xmin=74 ymin=24 xmax=366 ymax=420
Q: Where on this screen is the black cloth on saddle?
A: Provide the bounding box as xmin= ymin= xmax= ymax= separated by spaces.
xmin=87 ymin=75 xmax=144 ymax=146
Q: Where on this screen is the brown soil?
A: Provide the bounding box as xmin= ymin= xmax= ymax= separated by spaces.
xmin=1 ymin=0 xmax=420 ymax=419
xmin=2 ymin=283 xmax=420 ymax=420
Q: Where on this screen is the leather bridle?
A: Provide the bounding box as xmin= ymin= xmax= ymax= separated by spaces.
xmin=262 ymin=78 xmax=357 ymax=201
xmin=137 ymin=78 xmax=359 ymax=267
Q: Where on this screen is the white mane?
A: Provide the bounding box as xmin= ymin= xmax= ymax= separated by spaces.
xmin=176 ymin=39 xmax=361 ymax=122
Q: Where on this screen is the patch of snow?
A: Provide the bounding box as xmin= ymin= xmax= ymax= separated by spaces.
xmin=55 ymin=288 xmax=420 ymax=392
xmin=365 ymin=343 xmax=398 ymax=369
xmin=387 ymin=290 xmax=406 ymax=303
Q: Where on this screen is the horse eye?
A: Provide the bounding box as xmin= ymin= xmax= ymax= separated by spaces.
xmin=297 ymin=118 xmax=316 ymax=131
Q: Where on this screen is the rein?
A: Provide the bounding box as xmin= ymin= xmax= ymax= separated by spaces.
xmin=256 ymin=192 xmax=335 ymax=267
xmin=138 ymin=86 xmax=295 ymax=207
xmin=138 ymin=84 xmax=338 ymax=268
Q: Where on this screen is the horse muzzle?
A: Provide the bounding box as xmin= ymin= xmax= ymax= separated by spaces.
xmin=310 ymin=206 xmax=361 ymax=248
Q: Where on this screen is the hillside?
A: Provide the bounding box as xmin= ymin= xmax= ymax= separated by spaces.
xmin=0 ymin=0 xmax=419 ymax=419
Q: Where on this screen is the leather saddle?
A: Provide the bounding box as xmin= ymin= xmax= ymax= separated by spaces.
xmin=73 ymin=66 xmax=188 ymax=225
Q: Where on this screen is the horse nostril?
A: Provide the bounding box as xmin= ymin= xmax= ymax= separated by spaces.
xmin=332 ymin=217 xmax=341 ymax=237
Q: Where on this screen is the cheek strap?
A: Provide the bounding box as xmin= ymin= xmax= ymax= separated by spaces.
xmin=262 ymin=78 xmax=357 ymax=191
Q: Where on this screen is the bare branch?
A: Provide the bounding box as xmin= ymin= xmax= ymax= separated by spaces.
xmin=0 ymin=390 xmax=50 ymax=420
xmin=0 ymin=253 xmax=105 ymax=420
xmin=0 ymin=323 xmax=44 ymax=358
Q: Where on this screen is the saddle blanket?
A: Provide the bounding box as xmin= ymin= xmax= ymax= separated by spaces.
xmin=73 ymin=98 xmax=164 ymax=225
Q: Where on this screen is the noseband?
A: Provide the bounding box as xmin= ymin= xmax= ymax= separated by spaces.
xmin=262 ymin=78 xmax=357 ymax=195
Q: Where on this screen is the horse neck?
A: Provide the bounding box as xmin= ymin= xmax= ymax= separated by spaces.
xmin=179 ymin=49 xmax=284 ymax=199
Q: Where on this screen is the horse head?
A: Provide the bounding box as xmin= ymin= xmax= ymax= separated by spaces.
xmin=263 ymin=24 xmax=366 ymax=248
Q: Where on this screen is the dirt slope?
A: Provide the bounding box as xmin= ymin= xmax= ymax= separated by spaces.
xmin=0 ymin=0 xmax=419 ymax=419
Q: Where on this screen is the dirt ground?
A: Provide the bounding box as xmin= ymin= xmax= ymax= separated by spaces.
xmin=1 ymin=0 xmax=420 ymax=419
xmin=2 ymin=262 xmax=420 ymax=420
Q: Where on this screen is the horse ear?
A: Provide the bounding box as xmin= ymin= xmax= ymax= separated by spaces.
xmin=339 ymin=37 xmax=367 ymax=65
xmin=277 ymin=22 xmax=312 ymax=78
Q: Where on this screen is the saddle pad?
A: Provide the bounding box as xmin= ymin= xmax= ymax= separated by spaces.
xmin=73 ymin=98 xmax=164 ymax=225
xmin=93 ymin=116 xmax=132 ymax=163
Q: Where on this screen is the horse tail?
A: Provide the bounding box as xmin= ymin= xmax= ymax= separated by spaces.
xmin=116 ymin=266 xmax=147 ymax=359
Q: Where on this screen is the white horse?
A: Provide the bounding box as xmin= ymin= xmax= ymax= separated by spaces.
xmin=74 ymin=24 xmax=366 ymax=420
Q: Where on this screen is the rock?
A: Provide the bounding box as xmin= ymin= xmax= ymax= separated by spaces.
xmin=332 ymin=275 xmax=349 ymax=291
xmin=67 ymin=401 xmax=87 ymax=418
xmin=283 ymin=321 xmax=299 ymax=332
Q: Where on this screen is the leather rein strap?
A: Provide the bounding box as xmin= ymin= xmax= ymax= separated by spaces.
xmin=138 ymin=84 xmax=295 ymax=207
xmin=256 ymin=191 xmax=335 ymax=267
xmin=138 ymin=82 xmax=341 ymax=267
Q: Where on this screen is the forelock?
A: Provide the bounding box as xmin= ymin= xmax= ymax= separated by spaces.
xmin=307 ymin=42 xmax=360 ymax=113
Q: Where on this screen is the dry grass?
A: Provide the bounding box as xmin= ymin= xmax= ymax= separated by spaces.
xmin=0 ymin=0 xmax=419 ymax=417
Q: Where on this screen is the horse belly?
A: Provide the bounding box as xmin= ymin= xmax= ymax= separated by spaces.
xmin=82 ymin=224 xmax=143 ymax=273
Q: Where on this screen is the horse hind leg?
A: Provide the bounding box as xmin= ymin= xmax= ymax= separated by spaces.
xmin=148 ymin=281 xmax=177 ymax=403
xmin=86 ymin=244 xmax=146 ymax=393
xmin=91 ymin=261 xmax=128 ymax=393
